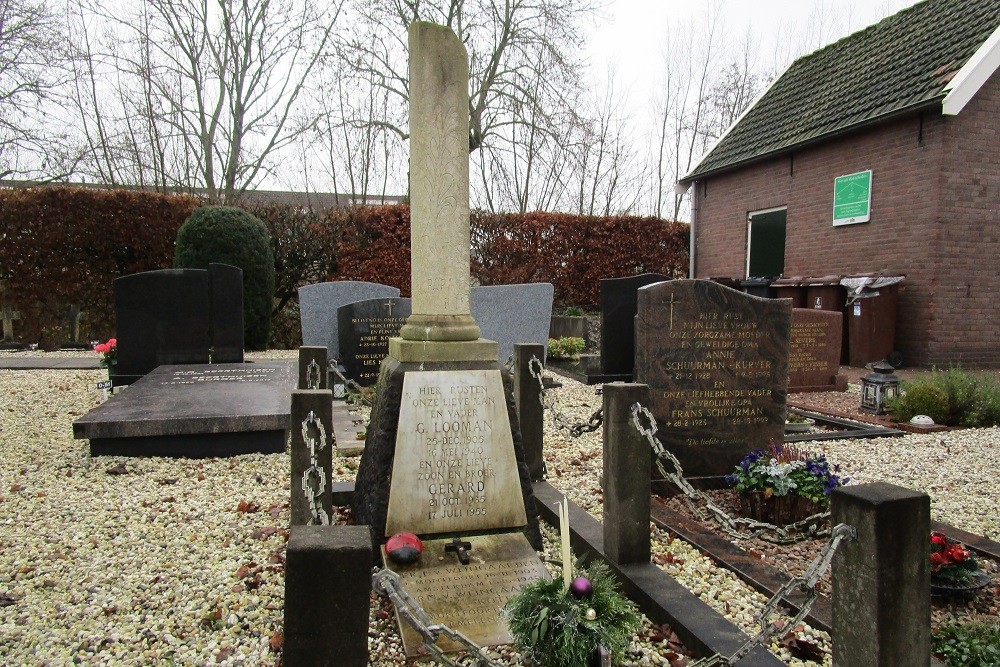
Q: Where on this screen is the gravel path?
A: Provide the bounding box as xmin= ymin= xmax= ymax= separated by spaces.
xmin=0 ymin=358 xmax=996 ymax=666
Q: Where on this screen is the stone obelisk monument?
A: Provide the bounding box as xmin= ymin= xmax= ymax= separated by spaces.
xmin=352 ymin=22 xmax=545 ymax=657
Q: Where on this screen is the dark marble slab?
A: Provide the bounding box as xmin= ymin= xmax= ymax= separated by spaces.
xmin=209 ymin=263 xmax=244 ymax=363
xmin=600 ymin=273 xmax=669 ymax=376
xmin=337 ymin=297 xmax=411 ymax=386
xmin=73 ymin=362 xmax=293 ymax=457
xmin=635 ymin=280 xmax=790 ymax=477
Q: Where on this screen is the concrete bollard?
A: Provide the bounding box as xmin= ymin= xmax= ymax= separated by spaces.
xmin=298 ymin=346 xmax=328 ymax=390
xmin=602 ymin=383 xmax=651 ymax=565
xmin=290 ymin=389 xmax=334 ymax=526
xmin=832 ymin=482 xmax=930 ymax=667
xmin=283 ymin=525 xmax=372 ymax=666
xmin=513 ymin=343 xmax=546 ymax=480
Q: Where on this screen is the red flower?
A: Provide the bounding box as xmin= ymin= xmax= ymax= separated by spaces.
xmin=107 ymin=338 xmax=117 ymax=348
xmin=949 ymin=548 xmax=968 ymax=563
xmin=930 ymin=552 xmax=946 ymax=567
xmin=930 ymin=533 xmax=948 ymax=546
xmin=94 ymin=343 xmax=108 ymax=354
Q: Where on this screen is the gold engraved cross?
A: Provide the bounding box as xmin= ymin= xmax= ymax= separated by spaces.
xmin=668 ymin=293 xmax=680 ymax=330
xmin=385 ymin=300 xmax=394 ymax=316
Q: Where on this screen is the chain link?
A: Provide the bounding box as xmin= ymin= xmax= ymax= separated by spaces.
xmin=528 ymin=355 xmax=604 ymax=438
xmin=300 ymin=411 xmax=330 ymax=526
xmin=373 ymin=569 xmax=504 ymax=667
xmin=305 ymin=358 xmax=322 ymax=390
xmin=688 ymin=523 xmax=855 ymax=666
xmin=630 ymin=402 xmax=832 ymax=545
xmin=329 ymin=359 xmax=372 ymax=407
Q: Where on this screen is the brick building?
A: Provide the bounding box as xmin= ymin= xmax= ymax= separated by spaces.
xmin=678 ymin=0 xmax=1000 ymax=367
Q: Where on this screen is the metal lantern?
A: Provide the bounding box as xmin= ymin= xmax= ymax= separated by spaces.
xmin=860 ymin=361 xmax=901 ymax=414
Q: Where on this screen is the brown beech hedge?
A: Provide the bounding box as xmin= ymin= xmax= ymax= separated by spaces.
xmin=0 ymin=188 xmax=688 ymax=348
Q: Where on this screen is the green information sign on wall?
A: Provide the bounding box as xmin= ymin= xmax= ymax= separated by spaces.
xmin=833 ymin=170 xmax=872 ymax=226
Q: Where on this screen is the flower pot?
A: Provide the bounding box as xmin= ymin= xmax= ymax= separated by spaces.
xmin=740 ymin=492 xmax=823 ymax=525
xmin=931 ymin=569 xmax=990 ymax=596
xmin=784 ymin=418 xmax=815 ymax=433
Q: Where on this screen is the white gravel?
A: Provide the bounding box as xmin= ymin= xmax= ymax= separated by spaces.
xmin=0 ymin=357 xmax=995 ymax=666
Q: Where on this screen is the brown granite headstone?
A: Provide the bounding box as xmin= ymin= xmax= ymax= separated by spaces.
xmin=635 ymin=279 xmax=791 ymax=477
xmin=788 ymin=309 xmax=847 ymax=392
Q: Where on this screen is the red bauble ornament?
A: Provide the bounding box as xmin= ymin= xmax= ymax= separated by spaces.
xmin=569 ymin=576 xmax=594 ymax=598
xmin=386 ymin=532 xmax=423 ymax=564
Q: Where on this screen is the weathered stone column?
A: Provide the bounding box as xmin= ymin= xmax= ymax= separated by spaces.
xmin=290 ymin=389 xmax=334 ymax=526
xmin=513 ymin=343 xmax=545 ymax=480
xmin=297 ymin=346 xmax=328 ymax=390
xmin=283 ymin=525 xmax=371 ymax=666
xmin=832 ymin=482 xmax=930 ymax=667
xmin=399 ymin=21 xmax=481 ymax=344
xmin=603 ymin=383 xmax=651 ymax=565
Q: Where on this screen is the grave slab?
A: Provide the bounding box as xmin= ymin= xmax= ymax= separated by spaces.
xmin=635 ymin=279 xmax=790 ymax=477
xmin=382 ymin=533 xmax=548 ymax=657
xmin=73 ymin=362 xmax=294 ymax=457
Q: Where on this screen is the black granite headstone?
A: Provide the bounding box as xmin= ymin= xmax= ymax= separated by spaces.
xmin=73 ymin=362 xmax=294 ymax=457
xmin=635 ymin=279 xmax=790 ymax=477
xmin=115 ymin=269 xmax=211 ymax=383
xmin=209 ymin=263 xmax=244 ymax=363
xmin=337 ymin=297 xmax=411 ymax=386
xmin=600 ymin=273 xmax=669 ymax=377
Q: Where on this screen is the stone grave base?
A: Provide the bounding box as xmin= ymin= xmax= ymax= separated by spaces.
xmin=73 ymin=362 xmax=294 ymax=457
xmin=382 ymin=532 xmax=549 ymax=657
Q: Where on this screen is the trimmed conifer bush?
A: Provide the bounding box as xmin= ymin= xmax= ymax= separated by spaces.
xmin=174 ymin=206 xmax=275 ymax=350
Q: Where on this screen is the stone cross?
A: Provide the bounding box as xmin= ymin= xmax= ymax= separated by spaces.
xmin=66 ymin=304 xmax=87 ymax=342
xmin=1 ymin=306 xmax=20 ymax=341
xmin=398 ymin=22 xmax=481 ymax=345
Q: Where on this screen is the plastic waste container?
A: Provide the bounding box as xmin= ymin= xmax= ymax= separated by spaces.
xmin=709 ymin=276 xmax=743 ymax=291
xmin=741 ymin=277 xmax=776 ymax=299
xmin=841 ymin=275 xmax=905 ymax=368
xmin=771 ymin=277 xmax=806 ymax=308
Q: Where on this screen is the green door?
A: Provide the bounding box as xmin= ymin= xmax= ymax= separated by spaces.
xmin=747 ymin=208 xmax=786 ymax=277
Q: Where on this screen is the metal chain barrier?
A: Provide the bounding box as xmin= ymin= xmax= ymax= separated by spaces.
xmin=305 ymin=358 xmax=322 ymax=390
xmin=630 ymin=402 xmax=832 ymax=545
xmin=528 ymin=355 xmax=603 ymax=437
xmin=689 ymin=523 xmax=856 ymax=666
xmin=373 ymin=569 xmax=503 ymax=667
xmin=300 ymin=411 xmax=330 ymax=526
xmin=328 ymin=359 xmax=372 ymax=407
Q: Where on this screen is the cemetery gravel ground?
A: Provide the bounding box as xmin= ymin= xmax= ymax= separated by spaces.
xmin=0 ymin=352 xmax=996 ymax=666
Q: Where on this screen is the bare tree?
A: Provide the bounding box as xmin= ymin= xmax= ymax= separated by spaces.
xmin=0 ymin=0 xmax=77 ymax=179
xmin=67 ymin=0 xmax=341 ymax=202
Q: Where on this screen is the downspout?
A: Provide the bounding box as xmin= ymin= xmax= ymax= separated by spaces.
xmin=675 ymin=180 xmax=695 ymax=278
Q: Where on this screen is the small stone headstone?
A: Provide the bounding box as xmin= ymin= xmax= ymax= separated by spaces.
xmin=62 ymin=304 xmax=90 ymax=349
xmin=635 ymin=279 xmax=790 ymax=477
xmin=1 ymin=305 xmax=22 ymax=349
xmin=600 ymin=273 xmax=669 ymax=377
xmin=298 ymin=281 xmax=400 ymax=360
xmin=470 ymin=283 xmax=553 ymax=364
xmin=337 ymin=297 xmax=411 ymax=386
xmin=788 ymin=309 xmax=845 ymax=392
xmin=209 ymin=264 xmax=244 ymax=363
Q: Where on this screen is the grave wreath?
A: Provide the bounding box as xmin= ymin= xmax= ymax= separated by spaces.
xmin=930 ymin=532 xmax=990 ymax=595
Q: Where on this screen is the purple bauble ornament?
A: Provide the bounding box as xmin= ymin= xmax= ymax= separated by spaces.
xmin=569 ymin=576 xmax=594 ymax=598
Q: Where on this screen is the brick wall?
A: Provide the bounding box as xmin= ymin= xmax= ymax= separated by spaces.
xmin=690 ymin=70 xmax=1000 ymax=367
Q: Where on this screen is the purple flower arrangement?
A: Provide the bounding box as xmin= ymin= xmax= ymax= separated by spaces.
xmin=726 ymin=442 xmax=850 ymax=507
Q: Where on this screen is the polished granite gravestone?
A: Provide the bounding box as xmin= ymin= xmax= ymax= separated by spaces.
xmin=789 ymin=309 xmax=847 ymax=393
xmin=298 ymin=281 xmax=400 ymax=360
xmin=635 ymin=279 xmax=791 ymax=477
xmin=337 ymin=297 xmax=412 ymax=386
xmin=470 ymin=283 xmax=553 ymax=365
xmin=600 ymin=273 xmax=670 ymax=379
xmin=114 ymin=264 xmax=244 ymax=384
xmin=73 ymin=362 xmax=294 ymax=457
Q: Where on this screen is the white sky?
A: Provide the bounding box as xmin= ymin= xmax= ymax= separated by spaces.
xmin=582 ymin=0 xmax=922 ymax=110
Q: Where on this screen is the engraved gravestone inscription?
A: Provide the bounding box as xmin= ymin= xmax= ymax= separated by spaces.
xmin=788 ymin=309 xmax=843 ymax=391
xmin=338 ymin=298 xmax=412 ymax=386
xmin=635 ymin=279 xmax=791 ymax=477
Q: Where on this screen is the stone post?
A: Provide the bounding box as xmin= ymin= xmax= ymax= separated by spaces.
xmin=283 ymin=525 xmax=371 ymax=666
xmin=513 ymin=343 xmax=545 ymax=480
xmin=398 ymin=21 xmax=481 ymax=344
xmin=832 ymin=482 xmax=930 ymax=667
xmin=298 ymin=346 xmax=328 ymax=390
xmin=290 ymin=390 xmax=334 ymax=526
xmin=603 ymin=383 xmax=651 ymax=565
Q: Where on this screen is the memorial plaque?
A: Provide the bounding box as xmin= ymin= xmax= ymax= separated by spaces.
xmin=337 ymin=297 xmax=411 ymax=386
xmin=385 ymin=369 xmax=527 ymax=536
xmin=600 ymin=273 xmax=670 ymax=377
xmin=789 ymin=308 xmax=844 ymax=392
xmin=635 ymin=280 xmax=790 ymax=477
xmin=384 ymin=533 xmax=549 ymax=657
